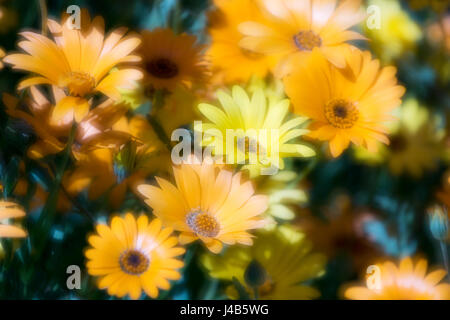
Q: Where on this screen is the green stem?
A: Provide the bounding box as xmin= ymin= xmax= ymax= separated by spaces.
xmin=170 ymin=0 xmax=182 ymax=34
xmin=294 ymin=157 xmax=318 ymax=183
xmin=253 ymin=287 xmax=259 ymax=300
xmin=147 ymin=114 xmax=172 ymax=152
xmin=59 ymin=182 xmax=95 ymax=223
xmin=34 ymin=123 xmax=76 ymax=258
xmin=38 ymin=0 xmax=48 ymax=36
xmin=147 ymin=91 xmax=172 ymax=152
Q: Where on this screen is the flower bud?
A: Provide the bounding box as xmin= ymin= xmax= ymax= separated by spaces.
xmin=244 ymin=259 xmax=267 ymax=288
xmin=428 ymin=205 xmax=449 ymax=241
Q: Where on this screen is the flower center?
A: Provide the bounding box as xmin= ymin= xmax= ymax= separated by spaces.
xmin=119 ymin=249 xmax=150 ymax=275
xmin=186 ymin=210 xmax=220 ymax=238
xmin=293 ymin=30 xmax=322 ymax=51
xmin=62 ymin=71 xmax=96 ymax=97
xmin=146 ymin=58 xmax=179 ymax=79
xmin=389 ymin=134 xmax=408 ymax=152
xmin=324 ymin=99 xmax=359 ymax=129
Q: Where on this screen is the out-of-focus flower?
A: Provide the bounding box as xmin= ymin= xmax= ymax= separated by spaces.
xmin=354 ymin=99 xmax=445 ymax=177
xmin=298 ymin=194 xmax=383 ymax=270
xmin=119 ymin=85 xmax=147 ymax=110
xmin=238 ymin=0 xmax=366 ymax=76
xmin=154 ymin=86 xmax=202 ymax=136
xmin=140 ymin=28 xmax=209 ymax=91
xmin=427 ymin=15 xmax=450 ymax=54
xmin=365 ymin=0 xmax=422 ymax=63
xmin=437 ymin=170 xmax=450 ymax=208
xmin=0 ymin=47 xmax=5 ymax=69
xmin=426 ymin=15 xmax=450 ymax=82
xmin=0 ymin=5 xmax=18 ymax=34
xmin=408 ymin=0 xmax=449 ymax=13
xmin=201 ymin=225 xmax=326 ymax=299
xmin=85 ymin=213 xmax=185 ymax=299
xmin=343 ymin=257 xmax=450 ymax=299
xmin=113 ymin=115 xmax=171 ymax=174
xmin=284 ymin=48 xmax=405 ymax=158
xmin=0 ymin=199 xmax=27 ymax=238
xmin=256 ymin=170 xmax=307 ymax=226
xmin=4 ymin=9 xmax=142 ymax=100
xmin=195 ymin=85 xmax=315 ymax=177
xmin=13 ymin=179 xmax=47 ymax=212
xmin=3 ymin=87 xmax=129 ymax=160
xmin=207 ymin=0 xmax=277 ymax=84
xmin=246 ymin=76 xmax=285 ymax=105
xmin=428 ymin=205 xmax=449 ymax=241
xmin=138 ymin=157 xmax=268 ymax=253
xmin=12 ymin=164 xmax=73 ymax=213
xmin=66 ymin=116 xmax=168 ymax=209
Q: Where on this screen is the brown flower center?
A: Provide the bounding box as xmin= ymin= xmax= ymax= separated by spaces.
xmin=389 ymin=134 xmax=408 ymax=152
xmin=293 ymin=30 xmax=322 ymax=51
xmin=186 ymin=210 xmax=220 ymax=238
xmin=62 ymin=71 xmax=96 ymax=97
xmin=325 ymin=99 xmax=359 ymax=129
xmin=146 ymin=58 xmax=179 ymax=79
xmin=119 ymin=249 xmax=150 ymax=275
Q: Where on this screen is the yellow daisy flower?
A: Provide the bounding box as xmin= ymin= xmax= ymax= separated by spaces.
xmin=195 ymin=85 xmax=315 ymax=177
xmin=284 ymin=48 xmax=405 ymax=158
xmin=238 ymin=0 xmax=366 ymax=76
xmin=85 ymin=213 xmax=185 ymax=300
xmin=4 ymin=9 xmax=143 ymax=100
xmin=207 ymin=0 xmax=277 ymax=84
xmin=0 ymin=199 xmax=27 ymax=238
xmin=344 ymin=257 xmax=450 ymax=300
xmin=138 ymin=157 xmax=268 ymax=253
xmin=365 ymin=0 xmax=422 ymax=63
xmin=154 ymin=86 xmax=203 ymax=136
xmin=201 ymin=225 xmax=326 ymax=299
xmin=140 ymin=28 xmax=209 ymax=91
xmin=353 ymin=99 xmax=445 ymax=177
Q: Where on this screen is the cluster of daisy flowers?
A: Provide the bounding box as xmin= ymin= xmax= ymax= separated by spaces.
xmin=0 ymin=0 xmax=449 ymax=300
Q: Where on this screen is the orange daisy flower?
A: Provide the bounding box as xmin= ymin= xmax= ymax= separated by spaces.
xmin=85 ymin=214 xmax=185 ymax=299
xmin=344 ymin=257 xmax=450 ymax=300
xmin=3 ymin=86 xmax=129 ymax=159
xmin=238 ymin=0 xmax=366 ymax=76
xmin=207 ymin=0 xmax=277 ymax=83
xmin=4 ymin=9 xmax=142 ymax=100
xmin=284 ymin=48 xmax=405 ymax=157
xmin=138 ymin=157 xmax=268 ymax=253
xmin=140 ymin=28 xmax=209 ymax=91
